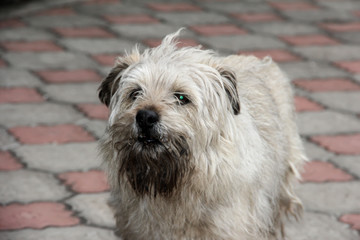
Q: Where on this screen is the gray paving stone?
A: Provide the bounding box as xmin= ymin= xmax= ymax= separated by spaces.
xmin=293 ymin=45 xmax=360 ymax=62
xmin=318 ymin=1 xmax=360 ymax=11
xmin=332 ymin=155 xmax=360 ymax=179
xmin=80 ymin=119 xmax=107 ymax=139
xmin=280 ymin=61 xmax=348 ymax=80
xmin=297 ymin=182 xmax=360 ymax=216
xmin=283 ymin=9 xmax=355 ymax=22
xmin=246 ymin=22 xmax=320 ymax=36
xmin=0 ymin=127 xmax=18 ymax=151
xmin=15 ymin=143 xmax=101 ymax=173
xmin=26 ymin=15 xmax=106 ymax=28
xmin=0 ymin=226 xmax=118 ymax=240
xmin=0 ymin=27 xmax=55 ymax=41
xmin=66 ymin=193 xmax=115 ymax=228
xmin=0 ymin=103 xmax=84 ymax=127
xmin=3 ymin=52 xmax=98 ymax=70
xmin=111 ymin=23 xmax=189 ymax=39
xmin=0 ymin=69 xmax=42 ymax=87
xmin=0 ymin=170 xmax=70 ymax=203
xmin=303 ymin=141 xmax=334 ymax=161
xmin=59 ymin=38 xmax=135 ymax=54
xmin=285 ymin=211 xmax=360 ymax=240
xmin=156 ymin=12 xmax=229 ymax=26
xmin=334 ymin=32 xmax=360 ymax=44
xmin=78 ymin=2 xmax=146 ymax=15
xmin=311 ymin=92 xmax=360 ymax=114
xmin=297 ymin=110 xmax=360 ymax=135
xmin=199 ymin=35 xmax=286 ymax=52
xmin=42 ymin=83 xmax=100 ymax=104
xmin=202 ymin=2 xmax=271 ymax=13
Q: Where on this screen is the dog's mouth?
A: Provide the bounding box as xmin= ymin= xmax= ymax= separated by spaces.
xmin=137 ymin=134 xmax=161 ymax=145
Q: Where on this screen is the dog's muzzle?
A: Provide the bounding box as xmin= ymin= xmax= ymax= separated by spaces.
xmin=136 ymin=109 xmax=160 ymax=143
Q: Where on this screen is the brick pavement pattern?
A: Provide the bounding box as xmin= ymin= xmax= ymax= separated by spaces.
xmin=0 ymin=0 xmax=359 ymax=239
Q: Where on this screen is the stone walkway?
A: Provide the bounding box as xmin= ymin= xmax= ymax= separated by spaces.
xmin=0 ymin=0 xmax=359 ymax=239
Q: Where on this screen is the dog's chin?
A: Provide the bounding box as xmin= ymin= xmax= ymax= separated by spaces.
xmin=115 ymin=132 xmax=191 ymax=198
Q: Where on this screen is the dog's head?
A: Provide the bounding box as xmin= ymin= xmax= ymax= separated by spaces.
xmin=99 ymin=30 xmax=240 ymax=198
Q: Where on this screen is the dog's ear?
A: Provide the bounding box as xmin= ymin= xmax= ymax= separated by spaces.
xmin=98 ymin=54 xmax=140 ymax=107
xmin=218 ymin=68 xmax=240 ymax=115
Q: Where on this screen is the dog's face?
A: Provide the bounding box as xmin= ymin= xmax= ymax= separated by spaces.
xmin=99 ymin=32 xmax=240 ymax=198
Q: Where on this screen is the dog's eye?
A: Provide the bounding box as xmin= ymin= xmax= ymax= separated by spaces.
xmin=129 ymin=89 xmax=142 ymax=100
xmin=174 ymin=93 xmax=190 ymax=105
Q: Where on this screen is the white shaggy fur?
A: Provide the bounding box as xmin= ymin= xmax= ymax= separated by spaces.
xmin=98 ymin=30 xmax=307 ymax=240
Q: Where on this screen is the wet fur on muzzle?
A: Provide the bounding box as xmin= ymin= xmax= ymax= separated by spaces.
xmin=110 ymin=122 xmax=191 ymax=197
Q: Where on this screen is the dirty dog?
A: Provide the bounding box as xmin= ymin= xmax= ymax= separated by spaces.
xmin=98 ymin=30 xmax=307 ymax=240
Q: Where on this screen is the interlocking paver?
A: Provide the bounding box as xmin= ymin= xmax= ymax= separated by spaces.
xmin=36 ymin=69 xmax=101 ymax=83
xmin=294 ymin=78 xmax=360 ymax=92
xmin=1 ymin=0 xmax=359 ymax=239
xmin=0 ymin=151 xmax=23 ymax=171
xmin=76 ymin=103 xmax=109 ymax=120
xmin=58 ymin=170 xmax=109 ymax=193
xmin=286 ymin=211 xmax=360 ymax=240
xmin=297 ymin=182 xmax=360 ymax=215
xmin=311 ymin=134 xmax=360 ymax=155
xmin=0 ymin=103 xmax=84 ymax=127
xmin=42 ymin=83 xmax=100 ymax=103
xmin=0 ymin=88 xmax=44 ymax=103
xmin=15 ymin=143 xmax=101 ymax=173
xmin=302 ymin=161 xmax=353 ymax=182
xmin=9 ymin=124 xmax=95 ymax=145
xmin=311 ymin=91 xmax=360 ymax=113
xmin=66 ymin=193 xmax=115 ymax=228
xmin=0 ymin=202 xmax=79 ymax=230
xmin=3 ymin=52 xmax=98 ymax=70
xmin=332 ymin=155 xmax=360 ymax=178
xmin=297 ymin=110 xmax=360 ymax=135
xmin=0 ymin=170 xmax=71 ymax=203
xmin=0 ymin=226 xmax=118 ymax=240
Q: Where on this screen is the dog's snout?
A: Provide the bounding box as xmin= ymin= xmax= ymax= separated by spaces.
xmin=136 ymin=109 xmax=159 ymax=129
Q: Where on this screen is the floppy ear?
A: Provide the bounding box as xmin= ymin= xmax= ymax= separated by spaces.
xmin=98 ymin=54 xmax=139 ymax=107
xmin=218 ymin=68 xmax=241 ymax=115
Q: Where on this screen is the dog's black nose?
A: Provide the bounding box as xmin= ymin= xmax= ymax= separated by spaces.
xmin=136 ymin=109 xmax=159 ymax=130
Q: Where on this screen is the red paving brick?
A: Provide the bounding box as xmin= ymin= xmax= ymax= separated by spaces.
xmin=0 ymin=41 xmax=63 ymax=52
xmin=239 ymin=49 xmax=300 ymax=62
xmin=9 ymin=124 xmax=95 ymax=144
xmin=320 ymin=22 xmax=360 ymax=32
xmin=293 ymin=78 xmax=360 ymax=92
xmin=77 ymin=103 xmax=109 ymax=120
xmin=231 ymin=13 xmax=282 ymax=22
xmin=36 ymin=69 xmax=101 ymax=83
xmin=311 ymin=134 xmax=360 ymax=155
xmin=0 ymin=19 xmax=25 ymax=29
xmin=0 ymin=88 xmax=44 ymax=103
xmin=54 ymin=27 xmax=114 ymax=38
xmin=0 ymin=59 xmax=7 ymax=67
xmin=190 ymin=24 xmax=247 ymax=36
xmin=335 ymin=61 xmax=360 ymax=74
xmin=280 ymin=34 xmax=338 ymax=46
xmin=58 ymin=170 xmax=110 ymax=193
xmin=92 ymin=54 xmax=118 ymax=66
xmin=0 ymin=151 xmax=23 ymax=171
xmin=269 ymin=1 xmax=318 ymax=11
xmin=294 ymin=96 xmax=324 ymax=112
xmin=104 ymin=14 xmax=159 ymax=24
xmin=340 ymin=214 xmax=360 ymax=230
xmin=144 ymin=38 xmax=200 ymax=48
xmin=36 ymin=7 xmax=75 ymax=16
xmin=0 ymin=202 xmax=80 ymax=230
xmin=147 ymin=3 xmax=201 ymax=12
xmin=301 ymin=161 xmax=353 ymax=182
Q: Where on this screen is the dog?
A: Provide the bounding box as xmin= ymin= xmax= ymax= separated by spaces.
xmin=98 ymin=30 xmax=307 ymax=240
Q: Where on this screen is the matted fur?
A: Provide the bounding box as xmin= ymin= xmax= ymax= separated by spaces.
xmin=98 ymin=29 xmax=307 ymax=240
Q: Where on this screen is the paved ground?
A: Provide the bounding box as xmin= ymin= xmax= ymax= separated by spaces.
xmin=0 ymin=0 xmax=359 ymax=239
